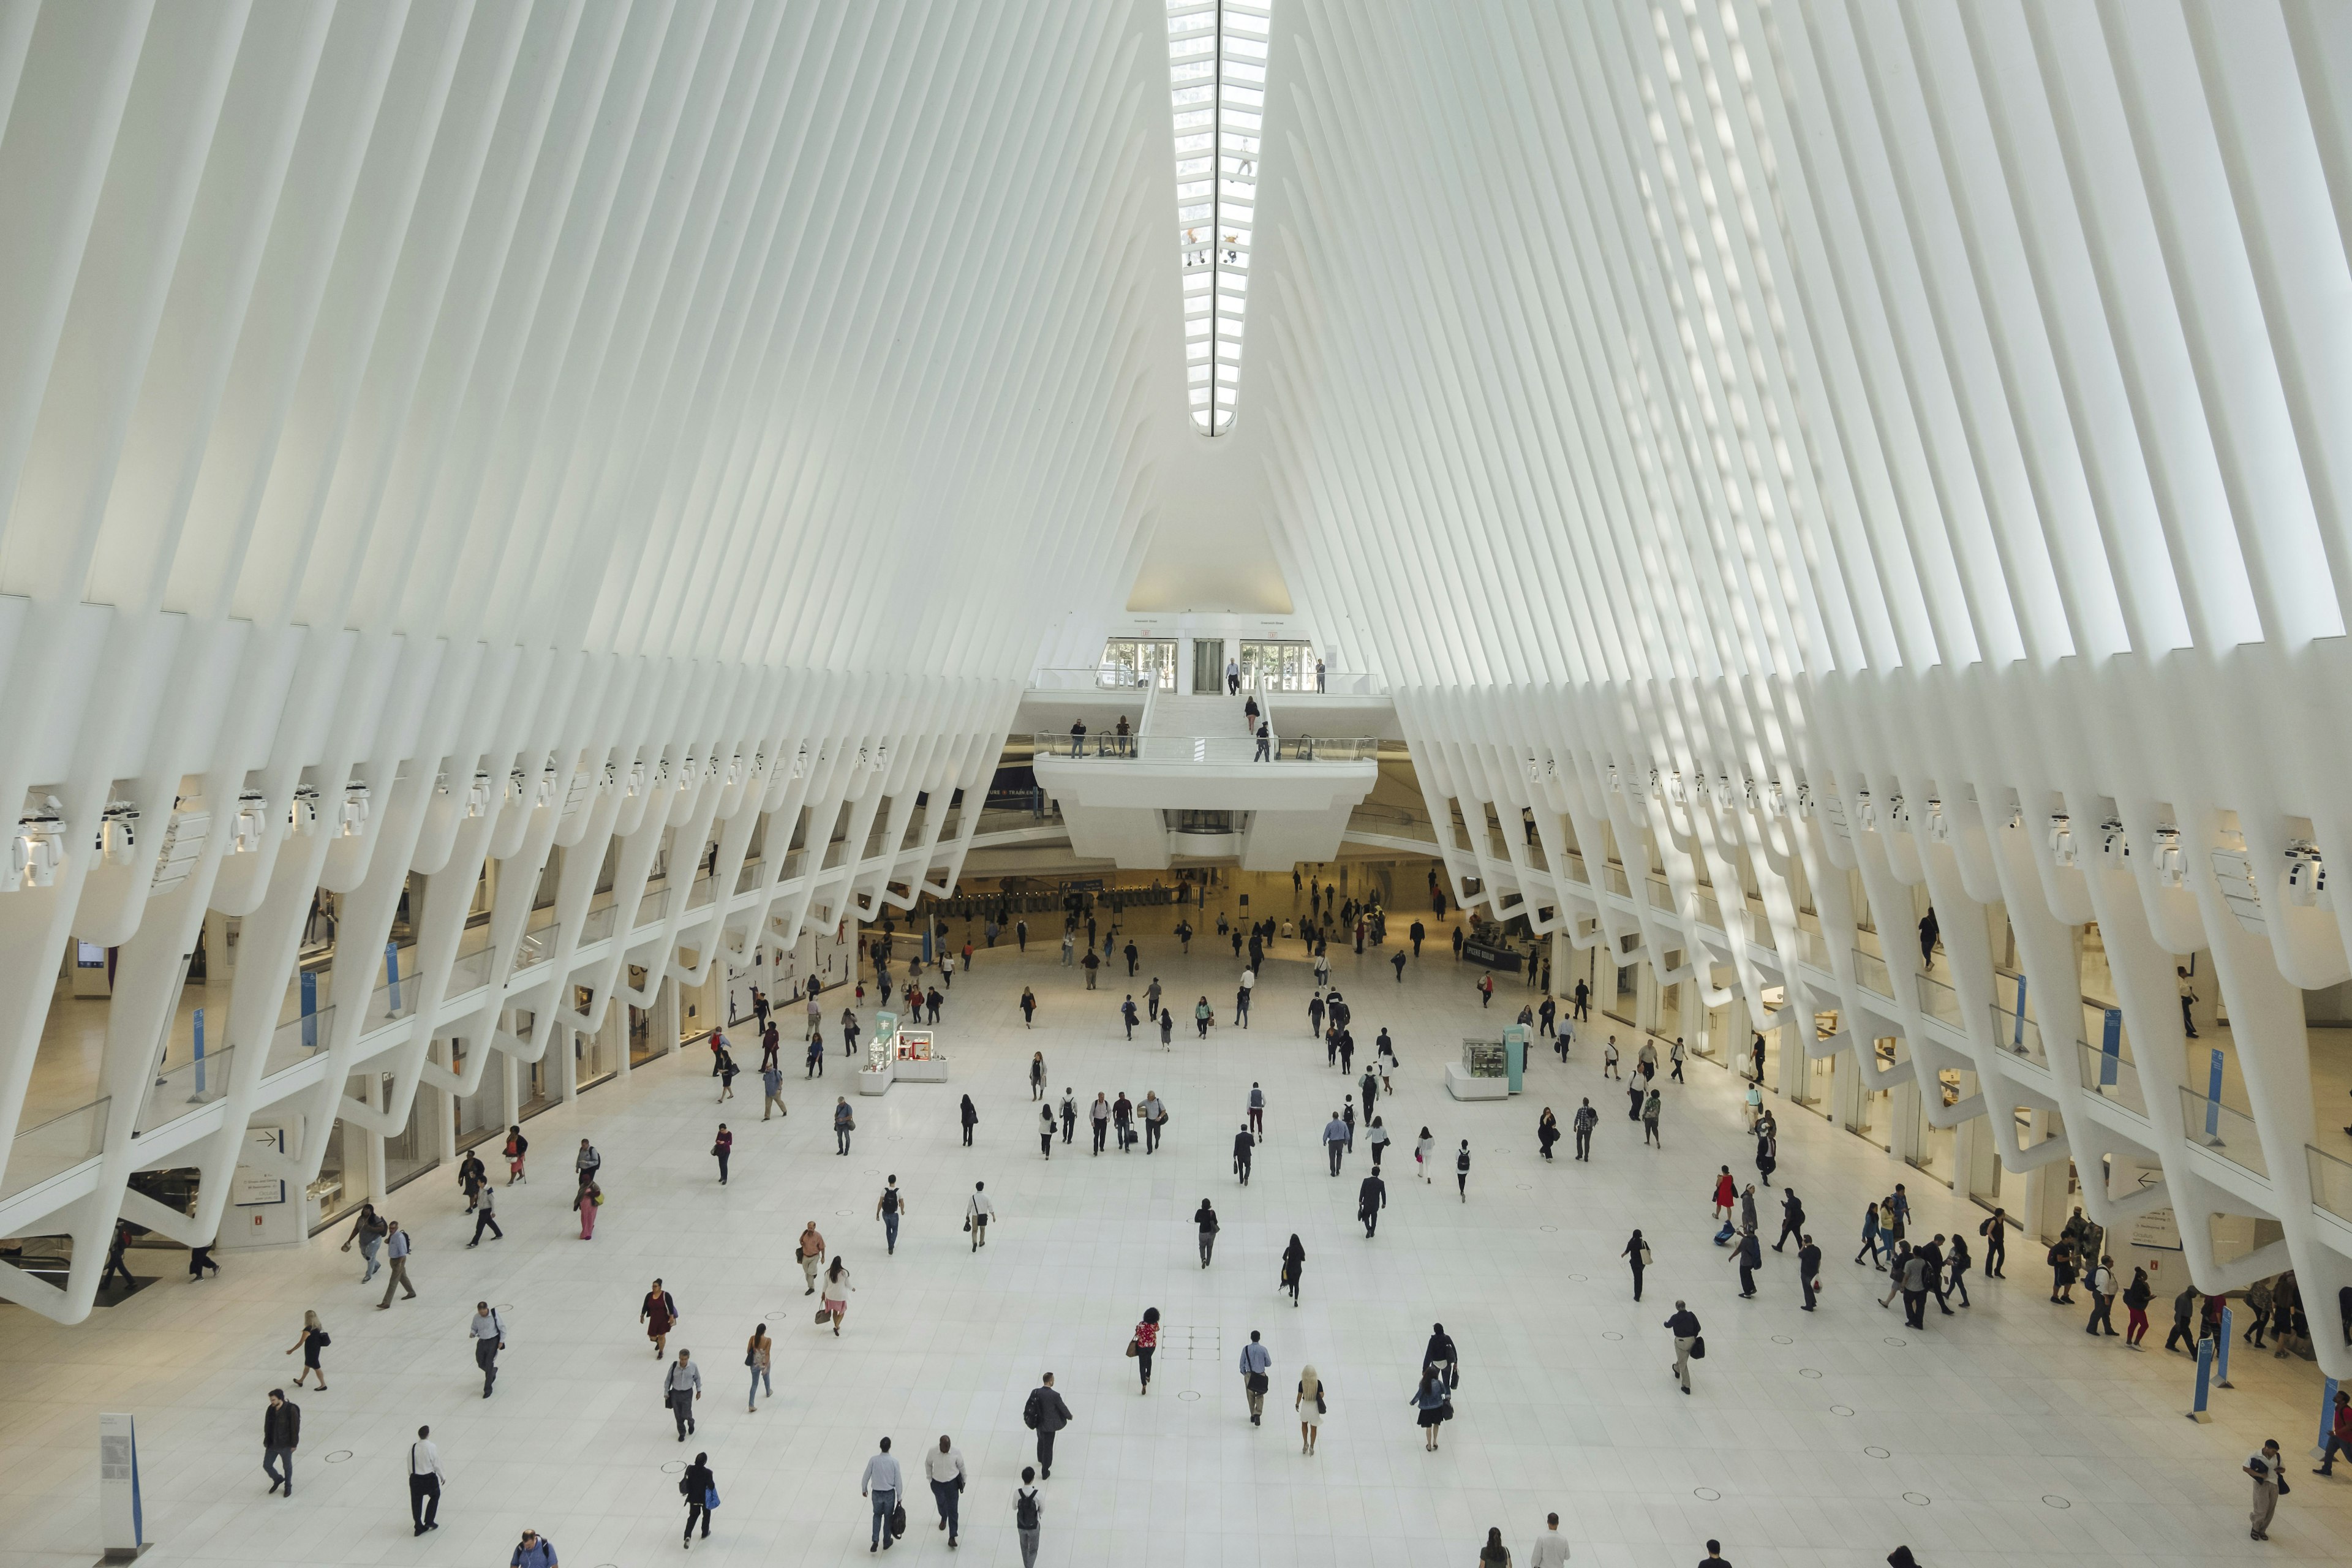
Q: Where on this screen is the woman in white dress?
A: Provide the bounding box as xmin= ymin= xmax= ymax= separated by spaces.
xmin=1295 ymin=1364 xmax=1325 ymax=1455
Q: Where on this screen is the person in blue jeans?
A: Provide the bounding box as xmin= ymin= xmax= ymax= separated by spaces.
xmin=876 ymin=1177 xmax=903 ymax=1254
xmin=861 ymin=1438 xmax=902 ymax=1550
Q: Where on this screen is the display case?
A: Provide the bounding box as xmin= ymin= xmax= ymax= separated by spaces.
xmin=858 ymin=1009 xmax=898 ymax=1095
xmin=893 ymin=1028 xmax=949 ymax=1082
xmin=1446 ymin=1038 xmax=1510 ymax=1101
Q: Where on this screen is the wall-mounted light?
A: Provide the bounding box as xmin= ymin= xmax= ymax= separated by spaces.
xmin=2097 ymin=818 xmax=2127 ymax=865
xmin=1793 ymin=782 xmax=1813 ymax=818
xmin=1924 ymin=798 xmax=1950 ymax=845
xmin=2286 ymin=840 xmax=2328 ymax=907
xmin=2047 ymin=813 xmax=2075 ymax=867
xmin=288 ymin=785 xmax=320 ymax=835
xmin=12 ymin=796 xmax=66 ymax=888
xmin=2153 ymin=826 xmax=2185 ymax=888
xmin=1852 ymin=790 xmax=1876 ymax=831
xmin=235 ymin=790 xmax=270 ymax=852
xmin=464 ymin=771 xmax=493 ymax=818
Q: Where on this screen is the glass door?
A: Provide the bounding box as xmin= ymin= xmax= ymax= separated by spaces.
xmin=1191 ymin=638 xmax=1226 ymax=693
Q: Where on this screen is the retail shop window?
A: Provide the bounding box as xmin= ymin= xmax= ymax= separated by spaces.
xmin=1100 ymin=638 xmax=1178 ymax=690
xmin=1239 ymin=639 xmax=1313 ymax=690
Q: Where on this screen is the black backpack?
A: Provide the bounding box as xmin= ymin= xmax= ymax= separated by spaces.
xmin=1016 ymin=1488 xmax=1040 ymax=1530
xmin=1022 ymin=1389 xmax=1042 ymax=1430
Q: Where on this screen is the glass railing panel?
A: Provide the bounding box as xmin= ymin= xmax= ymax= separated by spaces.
xmin=1695 ymin=895 xmax=1724 ymax=930
xmin=137 ymin=1046 xmax=235 ymax=1133
xmin=2075 ymin=1040 xmax=2146 ymax=1117
xmin=1558 ymin=851 xmax=1587 ymax=884
xmin=3 ymin=1097 xmax=109 ymax=1200
xmin=1851 ymin=948 xmax=1894 ymax=1000
xmin=2179 ymin=1088 xmax=2269 ymax=1179
xmin=1602 ymin=864 xmax=1630 ymax=899
xmin=262 ymin=1005 xmax=336 ymax=1079
xmin=1988 ymin=1003 xmax=2046 ymax=1064
xmin=1917 ymin=972 xmax=1964 ymax=1028
xmin=688 ymin=875 xmax=717 ymax=910
xmin=2309 ymin=1145 xmax=2352 ymax=1223
xmin=1646 ymin=879 xmax=1677 ymax=913
xmin=1798 ymin=928 xmax=1832 ymax=970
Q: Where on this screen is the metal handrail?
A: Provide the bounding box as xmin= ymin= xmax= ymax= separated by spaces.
xmin=1031 ymin=731 xmax=1376 ymax=763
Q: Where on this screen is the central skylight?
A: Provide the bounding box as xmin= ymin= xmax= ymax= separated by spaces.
xmin=1167 ymin=0 xmax=1272 ymax=435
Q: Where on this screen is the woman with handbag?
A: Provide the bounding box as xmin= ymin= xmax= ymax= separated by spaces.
xmin=745 ymin=1324 xmax=772 ymax=1411
xmin=1295 ymin=1365 xmax=1325 ymax=1455
xmin=821 ymin=1257 xmax=854 ymax=1335
xmin=1410 ymin=1365 xmax=1449 ymax=1451
xmin=503 ymin=1126 xmax=527 ymax=1185
xmin=680 ymin=1452 xmax=717 ymax=1548
xmin=1129 ymin=1307 xmax=1159 ymax=1393
xmin=1623 ymin=1229 xmax=1651 ymax=1301
xmin=1280 ymin=1234 xmax=1306 ymax=1305
xmin=574 ymin=1178 xmax=601 ymax=1240
xmin=285 ymin=1309 xmax=330 ymax=1390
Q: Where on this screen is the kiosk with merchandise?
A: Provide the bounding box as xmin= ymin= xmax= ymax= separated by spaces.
xmin=892 ymin=1027 xmax=948 ymax=1082
xmin=1445 ymin=1038 xmax=1510 ymax=1101
xmin=859 ymin=1009 xmax=899 ymax=1095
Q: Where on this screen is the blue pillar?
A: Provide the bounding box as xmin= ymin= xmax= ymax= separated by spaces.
xmin=2190 ymin=1334 xmax=2215 ymax=1422
xmin=2316 ymin=1377 xmax=2340 ymax=1461
xmin=2011 ymin=973 xmax=2028 ymax=1050
xmin=189 ymin=1008 xmax=205 ymax=1101
xmin=2100 ymin=1008 xmax=2122 ymax=1086
xmin=385 ymin=942 xmax=401 ymax=1014
xmin=2217 ymin=1306 xmax=2234 ymax=1389
xmin=2204 ymin=1049 xmax=2226 ymax=1140
xmin=300 ymin=969 xmax=317 ymax=1047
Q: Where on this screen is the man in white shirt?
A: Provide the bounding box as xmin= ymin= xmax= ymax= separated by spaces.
xmin=1529 ymin=1512 xmax=1569 ymax=1567
xmin=1238 ymin=1330 xmax=1273 ymax=1425
xmin=1323 ymin=1112 xmax=1349 ymax=1177
xmin=967 ymin=1182 xmax=995 ymax=1252
xmin=860 ymin=1437 xmax=902 ymax=1553
xmin=469 ymin=1302 xmax=503 ymax=1397
xmin=408 ymin=1424 xmax=445 ymax=1536
xmin=923 ymin=1436 xmax=966 ymax=1546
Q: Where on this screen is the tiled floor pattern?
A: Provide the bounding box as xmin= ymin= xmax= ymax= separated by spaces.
xmin=1 ymin=878 xmax=2345 ymax=1567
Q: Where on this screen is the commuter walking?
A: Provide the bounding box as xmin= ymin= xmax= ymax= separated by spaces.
xmin=375 ymin=1221 xmax=417 ymax=1309
xmin=1479 ymin=1528 xmax=1512 ymax=1568
xmin=1324 ymin=1111 xmax=1349 ymax=1176
xmin=1572 ymin=1099 xmax=1596 ymax=1161
xmin=1456 ymin=1140 xmax=1471 ymax=1201
xmin=285 ymin=1309 xmax=330 ymax=1389
xmin=2314 ymin=1387 xmax=2351 ymax=1474
xmin=1020 ymin=987 xmax=1037 ymax=1026
xmin=799 ymin=1223 xmax=826 ymax=1294
xmin=1249 ymin=1082 xmax=1266 ymax=1136
xmin=407 ymin=1425 xmax=443 ymax=1535
xmin=1014 ymin=1469 xmax=1043 ymax=1568
xmin=1797 ymin=1235 xmax=1823 ymax=1310
xmin=959 ymin=1095 xmax=978 ymax=1147
xmin=1143 ymin=1090 xmax=1167 ymax=1153
xmin=861 ymin=1438 xmax=902 ymax=1553
xmin=1280 ymin=1233 xmax=1306 ymax=1305
xmin=967 ymin=1182 xmax=995 ymax=1250
xmin=1730 ymin=1227 xmax=1761 ymax=1298
xmin=2086 ymin=1256 xmax=2119 ymax=1336
xmin=2124 ymin=1268 xmax=2154 ymax=1348
xmin=1239 ymin=1330 xmax=1273 ymax=1425
xmin=663 ymin=1351 xmax=702 ymax=1440
xmin=1131 ymin=1306 xmax=1160 ymax=1392
xmin=467 ymin=1178 xmax=504 ymax=1246
xmin=574 ymin=1177 xmax=601 ymax=1238
xmin=1624 ymin=1229 xmax=1651 ymax=1301
xmin=1411 ymin=1365 xmax=1449 ymax=1450
xmin=1021 ymin=1374 xmax=1072 ymax=1478
xmin=340 ymin=1202 xmax=386 ymax=1281
xmin=680 ymin=1452 xmax=716 ymax=1548
xmin=1039 ymin=1104 xmax=1054 ymax=1156
xmin=1196 ymin=1199 xmax=1220 ymax=1265
xmin=503 ymin=1126 xmax=527 ymax=1184
xmin=1029 ymin=1052 xmax=1045 ymax=1100
xmin=747 ymin=1322 xmax=772 ymax=1410
xmin=1642 ymin=1088 xmax=1662 ymax=1146
xmin=643 ymin=1278 xmax=680 ymax=1355
xmin=262 ymin=1389 xmax=300 ymax=1496
xmin=712 ymin=1124 xmax=733 ymax=1185
xmin=1856 ymin=1200 xmax=1886 ymax=1269
xmin=1423 ymin=1324 xmax=1460 ymax=1389
xmin=1196 ymin=995 xmax=1212 ymax=1036
xmin=2247 ymin=1438 xmax=2286 ymax=1540
xmin=1415 ymin=1126 xmax=1435 ymax=1181
xmin=822 ymin=1257 xmax=855 ymax=1334
xmin=1368 ymin=1115 xmax=1391 ymax=1170
xmin=1296 ymin=1365 xmax=1325 ymax=1454
xmin=835 ymin=1096 xmax=855 ymax=1155
xmin=1980 ymin=1208 xmax=2008 ymax=1277
xmin=1232 ymin=1120 xmax=1255 ymax=1184
xmin=1359 ymin=1169 xmax=1387 ymax=1236
xmin=925 ymin=1435 xmax=966 ymax=1545
xmin=1091 ymin=1092 xmax=1110 ymax=1153
xmin=761 ymin=1064 xmax=786 ymax=1120
xmin=1531 ymin=1515 xmax=1570 ymax=1568
xmin=469 ymin=1301 xmax=504 ymax=1397
xmin=2165 ymin=1283 xmax=2199 ymax=1352
xmin=1059 ymin=1088 xmax=1077 ymax=1143
xmin=876 ymin=1178 xmax=903 ymax=1254
xmin=1774 ymin=1189 xmax=1805 ymax=1251
xmin=1665 ymin=1300 xmax=1702 ymax=1393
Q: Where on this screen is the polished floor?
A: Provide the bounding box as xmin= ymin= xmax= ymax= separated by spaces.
xmin=1 ymin=881 xmax=2344 ymax=1567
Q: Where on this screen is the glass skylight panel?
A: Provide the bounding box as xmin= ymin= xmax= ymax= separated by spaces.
xmin=1167 ymin=0 xmax=1273 ymax=435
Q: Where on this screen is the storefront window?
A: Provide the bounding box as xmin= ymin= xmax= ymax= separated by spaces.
xmin=382 ymin=1075 xmax=435 ymax=1193
xmin=307 ymin=1078 xmax=375 ymax=1231
xmin=628 ymin=1001 xmax=657 ymax=1066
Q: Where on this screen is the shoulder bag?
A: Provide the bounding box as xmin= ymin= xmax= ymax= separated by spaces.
xmin=1691 ymin=1335 xmax=1706 ymax=1359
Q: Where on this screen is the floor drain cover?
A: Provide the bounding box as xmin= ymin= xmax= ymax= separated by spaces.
xmin=1865 ymin=1447 xmax=1890 ymax=1459
xmin=1542 ymin=1226 xmax=1561 ymax=1234
xmin=1882 ymin=1336 xmax=1906 ymax=1347
xmin=323 ymin=1450 xmax=352 ymax=1464
xmin=1693 ymin=1487 xmax=1720 ymax=1501
xmin=1602 ymin=1331 xmax=1624 ymax=1341
xmin=2041 ymin=1495 xmax=2070 ymax=1510
xmin=1831 ymin=1404 xmax=1854 ymax=1417
xmin=662 ymin=1460 xmax=685 ymax=1472
xmin=834 ymin=1208 xmax=852 ymax=1215
xmin=1771 ymin=1334 xmax=1793 ymax=1344
xmin=1902 ymin=1492 xmax=1930 ymax=1506
xmin=1516 ymin=1183 xmax=1533 ymax=1190
xmin=1799 ymin=1368 xmax=1823 ymax=1379
xmin=1178 ymin=1390 xmax=1201 ymax=1401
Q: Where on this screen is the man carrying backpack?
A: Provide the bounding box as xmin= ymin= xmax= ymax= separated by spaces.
xmin=1014 ymin=1467 xmax=1044 ymax=1567
xmin=1020 ymin=1374 xmax=1072 ymax=1479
